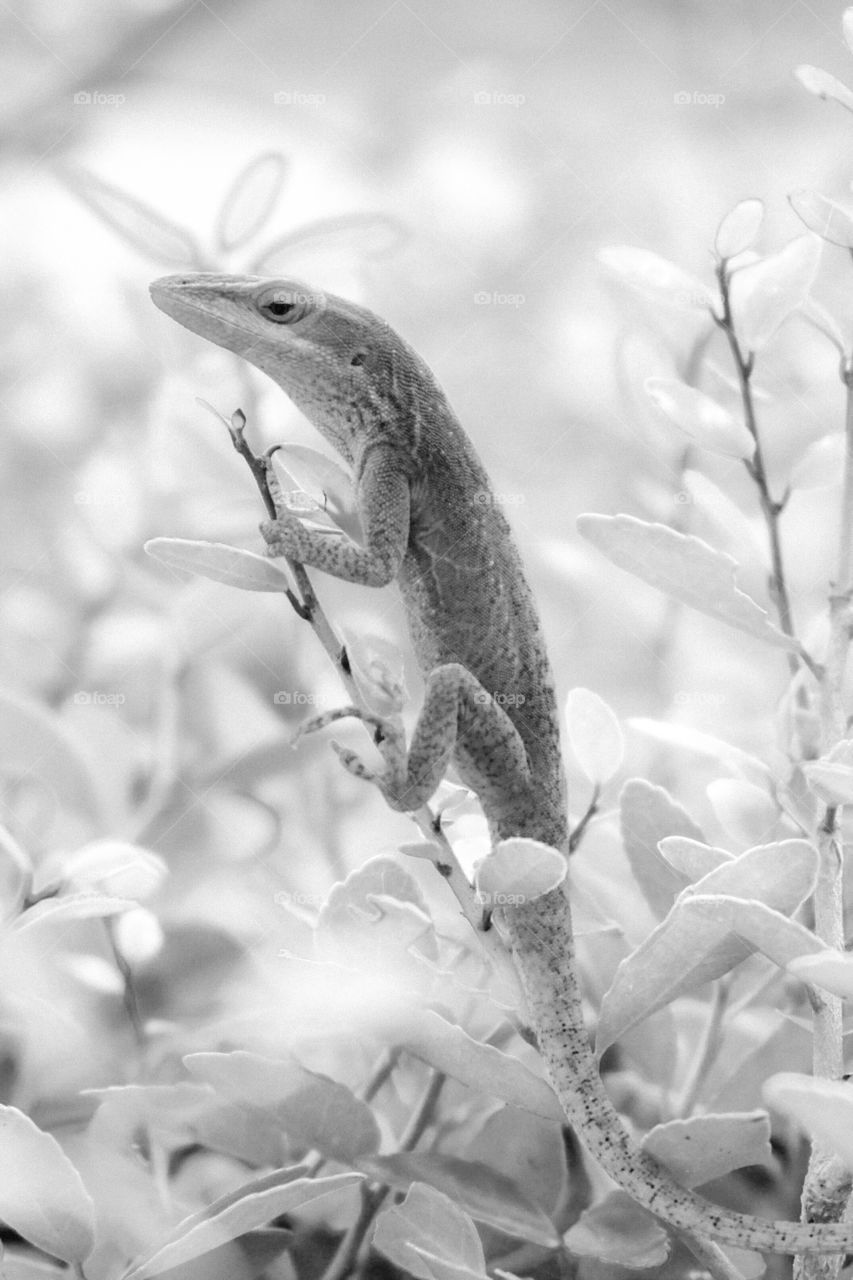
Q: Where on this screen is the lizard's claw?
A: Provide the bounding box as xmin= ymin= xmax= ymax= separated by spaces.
xmin=330 ymin=739 xmax=383 ymax=783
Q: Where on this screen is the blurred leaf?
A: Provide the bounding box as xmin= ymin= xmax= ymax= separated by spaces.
xmin=145 ymin=538 xmax=293 ymax=592
xmin=802 ymin=750 xmax=853 ymax=805
xmin=61 ymin=840 xmax=167 ymax=900
xmin=657 ymin=836 xmax=733 ymax=880
xmin=629 ymin=717 xmax=771 ymax=787
xmin=475 ymin=838 xmax=565 ymax=909
xmin=578 ymin=515 xmax=799 ymax=652
xmin=644 ymin=377 xmax=754 ymax=459
xmin=715 ymin=199 xmax=764 ymax=260
xmin=794 ymin=64 xmax=853 ymax=114
xmin=729 ymin=234 xmax=821 ymax=352
xmin=790 ymin=433 xmax=845 ymax=491
xmin=392 ymin=1009 xmax=563 ymax=1122
xmin=13 ymin=892 xmax=135 ymax=933
xmin=59 ymin=167 xmax=205 ymax=269
xmin=215 ymin=152 xmax=288 ymax=253
xmin=122 ymin=1170 xmax=360 ymax=1280
xmin=789 ymin=189 xmax=853 ymax=248
xmin=0 ymin=1106 xmax=95 ymax=1264
xmin=185 ymin=1051 xmax=380 ymax=1163
xmin=763 ymin=1074 xmax=853 ymax=1168
xmin=373 ymin=1183 xmax=487 ymax=1280
xmin=565 ymin=687 xmax=624 ymax=784
xmin=0 ymin=826 xmax=32 ymax=920
xmin=597 ymin=840 xmax=818 ymax=1052
xmin=315 ymin=855 xmax=437 ymax=971
xmin=252 ymin=213 xmax=408 ymax=274
xmin=683 ymin=468 xmax=768 ymax=568
xmin=798 ymin=296 xmax=847 ymax=358
xmin=361 ymin=1153 xmax=559 ymax=1246
xmin=845 ymin=7 xmax=853 ymax=54
xmin=464 ymin=1107 xmax=567 ymax=1217
xmin=618 ymin=778 xmax=700 ymax=919
xmin=598 ymin=246 xmax=714 ymax=311
xmin=788 ymin=950 xmax=853 ymax=997
xmin=643 ymin=1111 xmax=772 ymax=1187
xmin=344 ymin=631 xmax=406 ymax=717
xmin=0 ymin=1251 xmax=67 ymax=1279
xmin=0 ymin=689 xmax=105 ymax=825
xmin=706 ymin=778 xmax=779 ymax=846
xmin=563 ymin=1191 xmax=669 ymax=1268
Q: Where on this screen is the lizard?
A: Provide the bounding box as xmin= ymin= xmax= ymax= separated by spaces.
xmin=150 ymin=271 xmax=853 ymax=1257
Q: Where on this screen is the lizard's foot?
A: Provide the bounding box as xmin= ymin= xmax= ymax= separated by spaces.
xmin=260 ymin=513 xmax=304 ymax=558
xmin=296 ymin=705 xmax=413 ymax=808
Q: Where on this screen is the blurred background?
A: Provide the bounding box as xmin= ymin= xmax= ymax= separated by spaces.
xmin=3 ymin=0 xmax=853 ymax=1087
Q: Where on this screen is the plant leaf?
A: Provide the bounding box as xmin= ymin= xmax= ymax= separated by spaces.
xmin=618 ymin=778 xmax=702 ymax=919
xmin=373 ymin=1183 xmax=487 ymax=1280
xmin=598 ymin=246 xmax=714 ymax=310
xmin=789 ymin=189 xmax=853 ymax=248
xmin=215 ymin=152 xmax=288 ymax=253
xmin=252 ymin=213 xmax=408 ymax=274
xmin=0 ymin=1106 xmax=95 ymax=1264
xmin=764 ymin=1074 xmax=853 ymax=1168
xmin=122 ymin=1171 xmax=360 ymax=1280
xmin=628 ymin=717 xmax=772 ymax=787
xmin=715 ymin=199 xmax=764 ymax=260
xmin=597 ymin=840 xmax=818 ymax=1052
xmin=644 ymin=377 xmax=754 ymax=459
xmin=145 ymin=538 xmax=293 ymax=592
xmin=59 ymin=167 xmax=205 ymax=269
xmin=185 ymin=1051 xmax=380 ymax=1163
xmin=577 ymin=514 xmax=800 ymax=652
xmin=729 ymin=233 xmax=822 ymax=352
xmin=564 ymin=1191 xmax=669 ymax=1268
xmin=657 ymin=837 xmax=734 ymax=880
xmin=475 ymin=838 xmax=566 ymax=909
xmin=788 ymin=950 xmax=853 ymax=997
xmin=795 ymin=64 xmax=853 ymax=114
xmin=565 ymin=687 xmax=624 ymax=784
xmin=361 ymin=1153 xmax=559 ymax=1247
xmin=643 ymin=1111 xmax=772 ymax=1187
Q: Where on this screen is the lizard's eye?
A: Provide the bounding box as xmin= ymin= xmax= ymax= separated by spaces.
xmin=255 ymin=288 xmax=312 ymax=325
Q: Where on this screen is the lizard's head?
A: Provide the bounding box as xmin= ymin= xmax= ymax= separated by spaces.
xmin=150 ymin=273 xmax=428 ymax=461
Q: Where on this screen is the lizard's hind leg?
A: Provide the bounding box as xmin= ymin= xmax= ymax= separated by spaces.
xmin=301 ymin=662 xmax=533 ymax=818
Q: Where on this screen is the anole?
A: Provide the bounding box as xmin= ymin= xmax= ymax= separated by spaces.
xmin=150 ymin=272 xmax=852 ymax=1256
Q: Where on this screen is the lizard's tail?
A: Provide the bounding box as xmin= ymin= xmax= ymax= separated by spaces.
xmin=504 ymin=887 xmax=852 ymax=1257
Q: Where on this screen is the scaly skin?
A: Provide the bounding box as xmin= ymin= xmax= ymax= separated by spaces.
xmin=150 ymin=272 xmax=852 ymax=1256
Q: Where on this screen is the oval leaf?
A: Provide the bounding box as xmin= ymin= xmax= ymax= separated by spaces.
xmin=361 ymin=1153 xmax=559 ymax=1247
xmin=565 ymin=687 xmax=624 ymax=784
xmin=715 ymin=199 xmax=764 ymax=260
xmin=123 ymin=1171 xmax=361 ymax=1280
xmin=59 ymin=167 xmax=204 ymax=269
xmin=564 ymin=1191 xmax=669 ymax=1268
xmin=789 ymin=189 xmax=853 ymax=248
xmin=729 ymin=234 xmax=822 ymax=352
xmin=658 ymin=836 xmax=734 ymax=880
xmin=145 ymin=538 xmax=293 ymax=592
xmin=618 ymin=778 xmax=701 ymax=919
xmin=598 ymin=246 xmax=714 ymax=310
xmin=185 ymin=1051 xmax=380 ymax=1163
xmin=13 ymin=892 xmax=136 ymax=933
xmin=215 ymin=152 xmax=288 ymax=253
xmin=629 ymin=717 xmax=771 ymax=788
xmin=253 ymin=213 xmax=408 ymax=273
xmin=475 ymin=838 xmax=566 ymax=910
xmin=791 ymin=433 xmax=845 ymax=492
xmin=788 ymin=950 xmax=853 ymax=998
xmin=706 ymin=778 xmax=780 ymax=847
xmin=578 ymin=514 xmax=800 ymax=653
xmin=764 ymin=1074 xmax=853 ymax=1168
xmin=645 ymin=377 xmax=754 ymax=459
xmin=643 ymin=1111 xmax=772 ymax=1187
xmin=795 ymin=64 xmax=853 ymax=114
xmin=373 ymin=1183 xmax=486 ymax=1280
xmin=802 ymin=758 xmax=853 ymax=806
xmin=0 ymin=1107 xmax=95 ymax=1264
